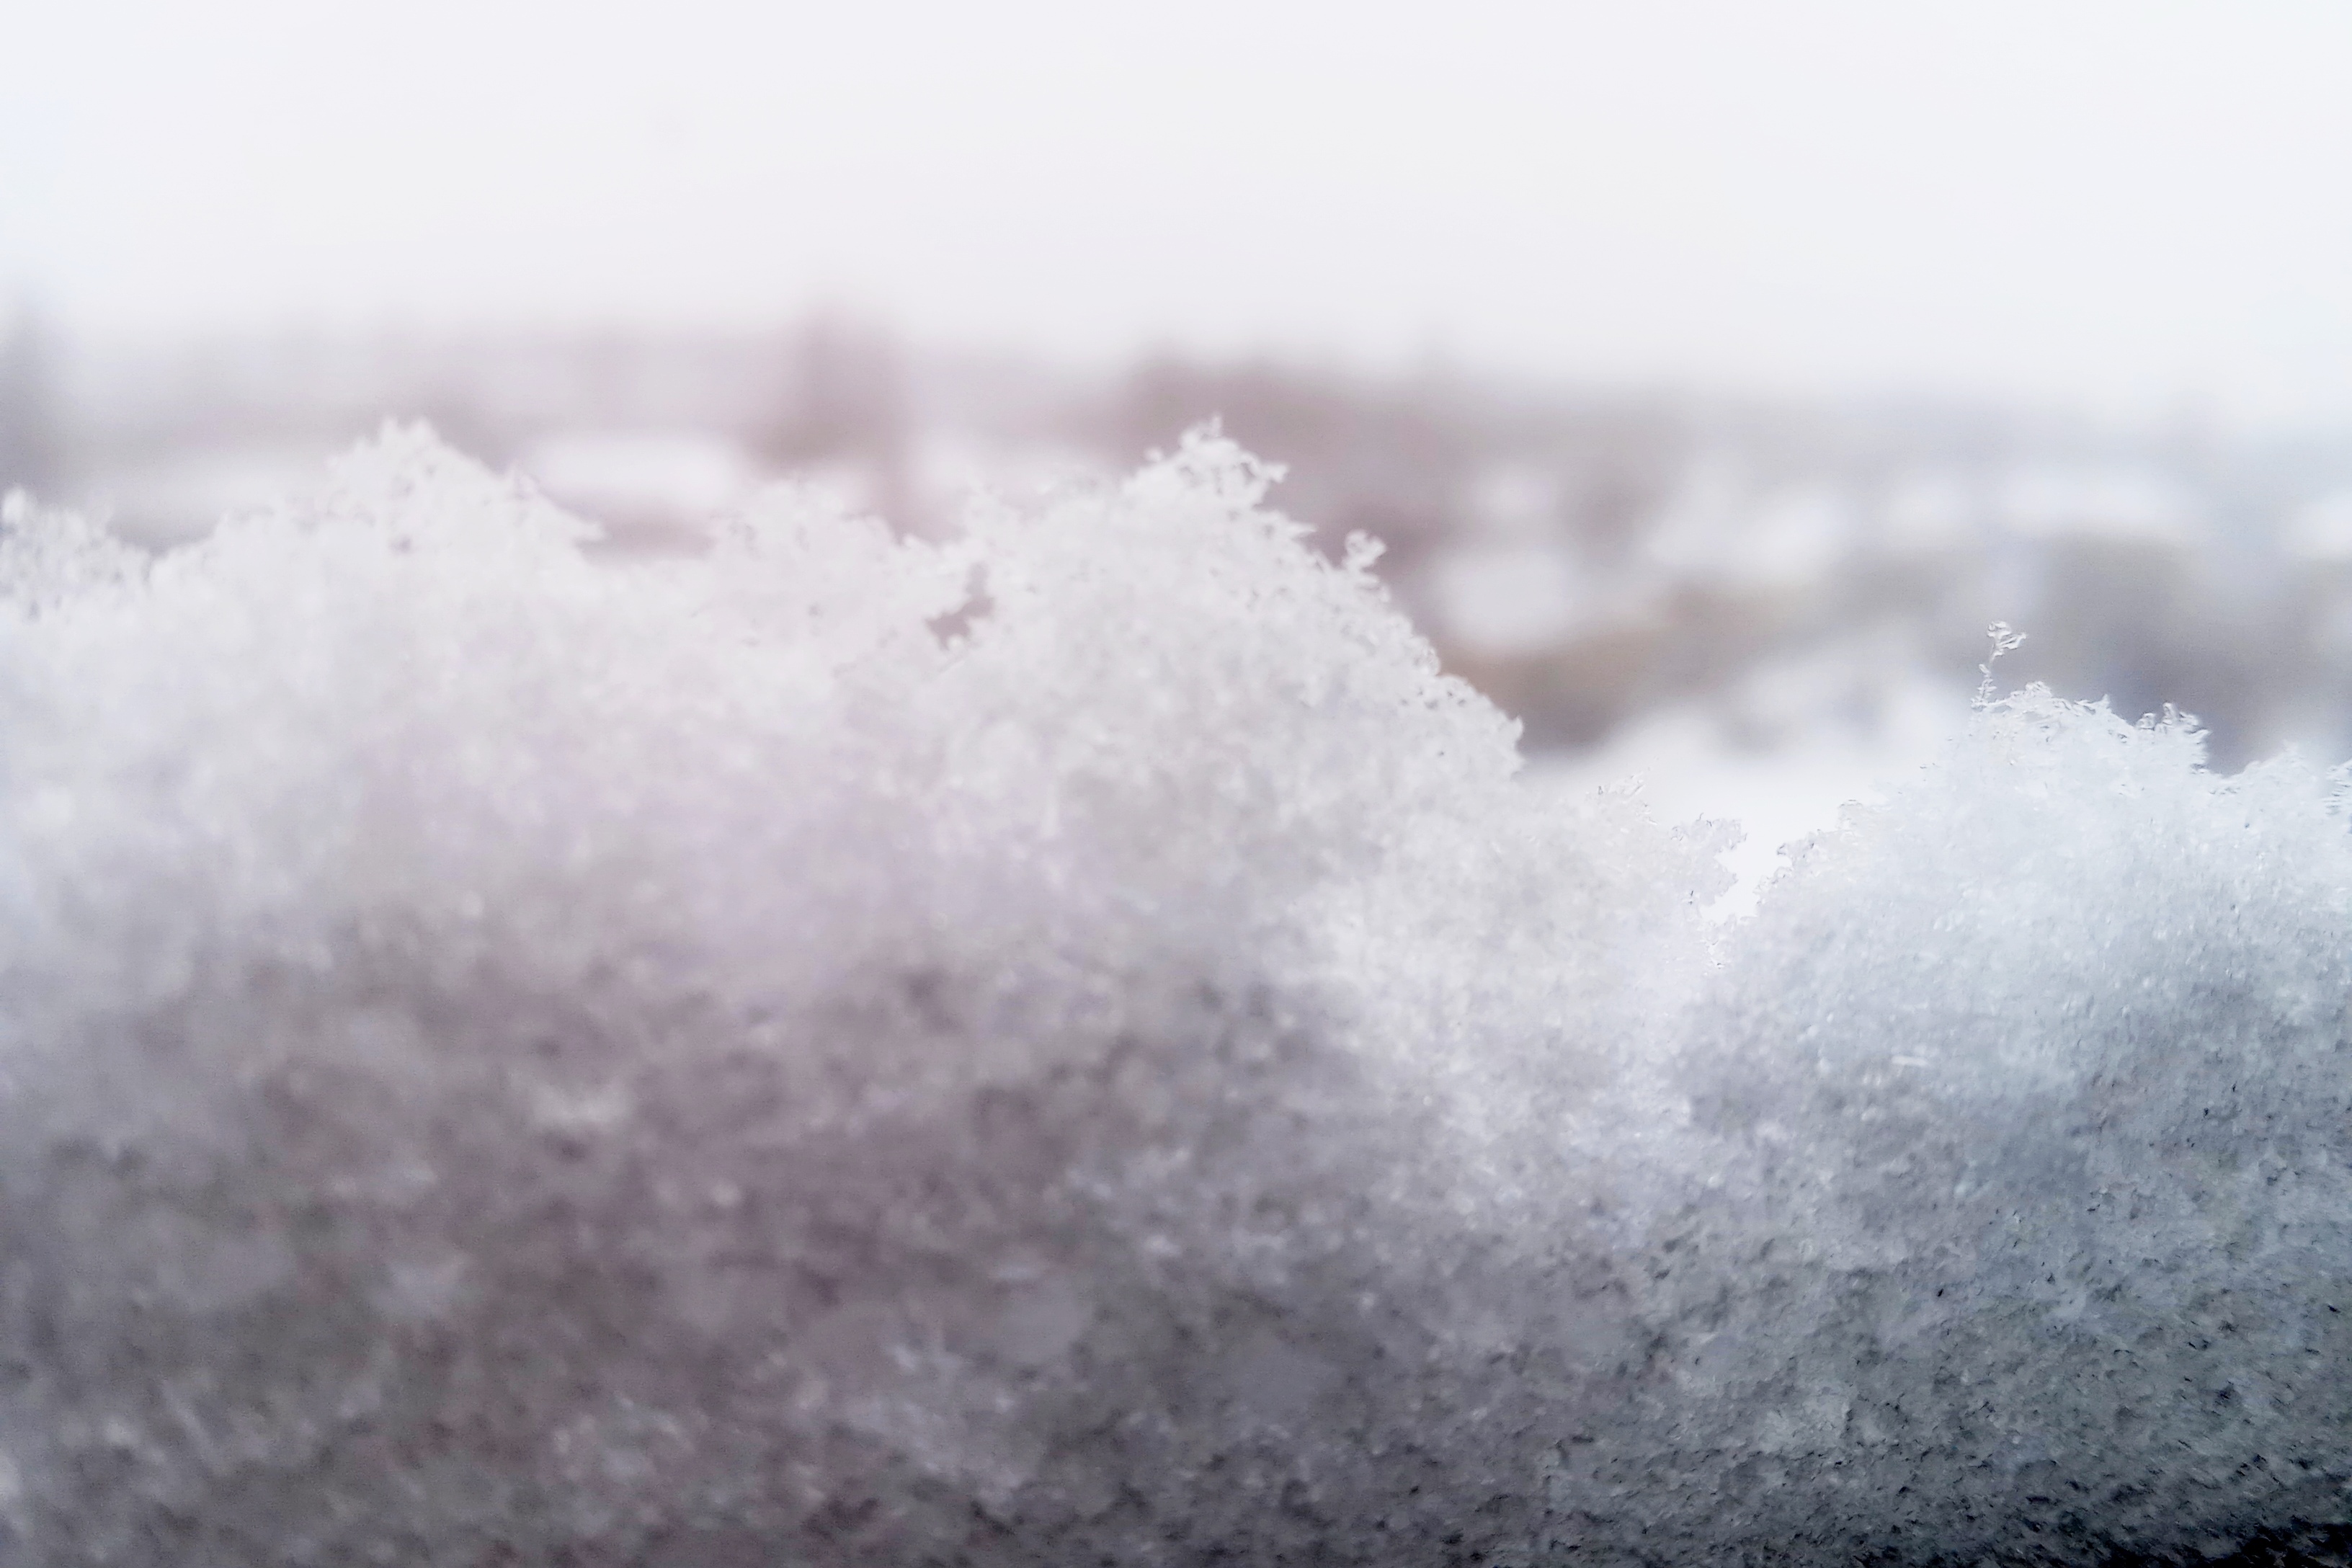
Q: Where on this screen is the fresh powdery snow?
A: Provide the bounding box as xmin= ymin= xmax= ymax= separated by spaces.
xmin=5 ymin=429 xmax=2352 ymax=1565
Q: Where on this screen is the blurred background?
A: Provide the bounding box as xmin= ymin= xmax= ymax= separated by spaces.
xmin=11 ymin=0 xmax=2352 ymax=893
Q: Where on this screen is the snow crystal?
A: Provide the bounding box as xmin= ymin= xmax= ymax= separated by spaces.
xmin=4 ymin=432 xmax=2351 ymax=1564
xmin=1608 ymin=692 xmax=2352 ymax=1564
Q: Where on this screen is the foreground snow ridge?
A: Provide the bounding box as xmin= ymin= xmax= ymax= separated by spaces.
xmin=6 ymin=429 xmax=2352 ymax=1566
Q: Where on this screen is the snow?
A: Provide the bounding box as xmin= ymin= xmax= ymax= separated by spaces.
xmin=1661 ymin=691 xmax=2352 ymax=1562
xmin=5 ymin=432 xmax=2352 ymax=1564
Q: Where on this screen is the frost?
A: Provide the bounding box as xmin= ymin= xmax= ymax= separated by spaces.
xmin=4 ymin=429 xmax=2351 ymax=1563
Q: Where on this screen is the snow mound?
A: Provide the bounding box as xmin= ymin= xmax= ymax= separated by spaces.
xmin=0 ymin=430 xmax=1714 ymax=1564
xmin=3 ymin=432 xmax=2351 ymax=1564
xmin=1616 ymin=695 xmax=2352 ymax=1564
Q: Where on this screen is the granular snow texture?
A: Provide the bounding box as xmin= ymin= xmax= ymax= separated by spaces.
xmin=3 ymin=431 xmax=2351 ymax=1565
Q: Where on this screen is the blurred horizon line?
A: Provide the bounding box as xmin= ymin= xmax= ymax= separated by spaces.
xmin=3 ymin=298 xmax=2307 ymax=451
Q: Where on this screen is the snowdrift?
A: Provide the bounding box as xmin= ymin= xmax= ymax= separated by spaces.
xmin=3 ymin=432 xmax=2350 ymax=1565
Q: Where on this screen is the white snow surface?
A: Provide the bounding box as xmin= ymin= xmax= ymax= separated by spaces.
xmin=5 ymin=433 xmax=2352 ymax=1564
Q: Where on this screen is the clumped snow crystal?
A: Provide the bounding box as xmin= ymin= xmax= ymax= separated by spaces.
xmin=4 ymin=431 xmax=2351 ymax=1566
xmin=0 ymin=431 xmax=1716 ymax=1564
xmin=1642 ymin=694 xmax=2352 ymax=1565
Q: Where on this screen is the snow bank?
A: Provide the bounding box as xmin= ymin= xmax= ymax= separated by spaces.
xmin=3 ymin=432 xmax=2349 ymax=1564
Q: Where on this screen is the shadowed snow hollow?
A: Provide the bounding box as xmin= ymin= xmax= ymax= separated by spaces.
xmin=1 ymin=432 xmax=2350 ymax=1565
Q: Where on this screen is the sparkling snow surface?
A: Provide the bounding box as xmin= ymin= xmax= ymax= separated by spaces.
xmin=6 ymin=434 xmax=2352 ymax=1565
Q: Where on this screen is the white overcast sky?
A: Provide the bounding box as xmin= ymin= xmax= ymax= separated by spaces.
xmin=8 ymin=0 xmax=2352 ymax=425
